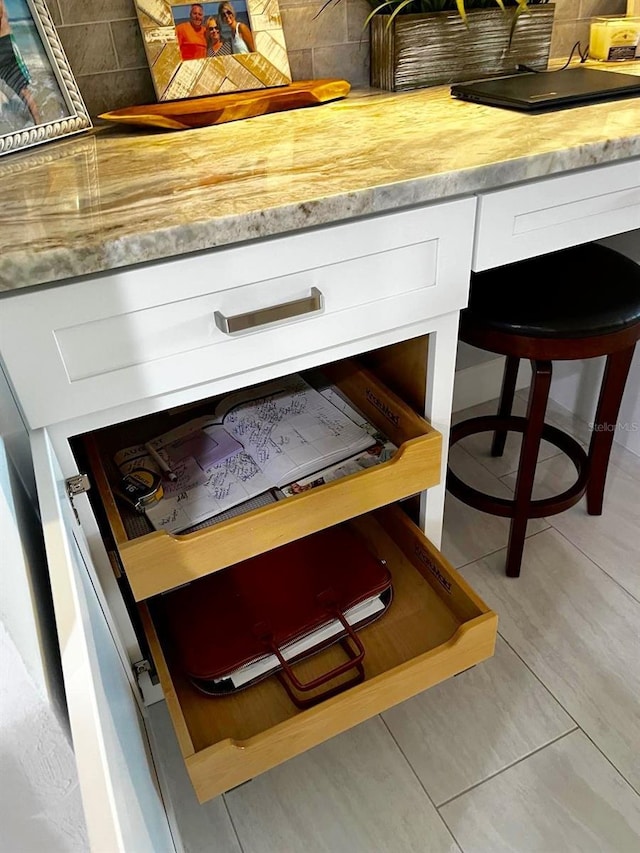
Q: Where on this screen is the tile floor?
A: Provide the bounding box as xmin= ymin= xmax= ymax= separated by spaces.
xmin=0 ymin=622 xmax=88 ymax=852
xmin=151 ymin=392 xmax=640 ymax=853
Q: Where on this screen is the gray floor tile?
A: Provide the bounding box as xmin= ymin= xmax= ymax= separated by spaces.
xmin=443 ymin=444 xmax=548 ymax=569
xmin=520 ymin=390 xmax=589 ymax=449
xmin=440 ymin=730 xmax=640 ymax=853
xmin=225 ymin=717 xmax=459 ymax=853
xmin=524 ymin=389 xmax=640 ymax=474
xmin=452 ymin=396 xmax=561 ymax=479
xmin=382 ymin=636 xmax=574 ymax=806
xmin=492 ymin=391 xmax=640 ymax=597
xmin=146 ymin=703 xmax=242 ymax=853
xmin=608 ymin=438 xmax=640 ymax=478
xmin=501 ymin=451 xmax=640 ymax=601
xmin=460 ymin=529 xmax=640 ymax=791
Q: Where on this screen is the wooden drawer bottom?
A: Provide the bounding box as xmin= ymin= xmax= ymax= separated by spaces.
xmin=140 ymin=505 xmax=497 ymax=803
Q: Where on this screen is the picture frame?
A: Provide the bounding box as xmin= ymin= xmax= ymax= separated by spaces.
xmin=0 ymin=0 xmax=91 ymax=157
xmin=134 ymin=0 xmax=291 ymax=102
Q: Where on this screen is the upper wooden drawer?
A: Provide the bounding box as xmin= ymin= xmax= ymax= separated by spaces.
xmin=0 ymin=198 xmax=475 ymax=429
xmin=83 ymin=360 xmax=442 ymax=601
xmin=473 ymin=160 xmax=640 ymax=271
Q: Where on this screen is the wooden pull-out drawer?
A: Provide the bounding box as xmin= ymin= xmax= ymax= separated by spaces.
xmin=140 ymin=505 xmax=498 ymax=804
xmin=83 ymin=360 xmax=442 ymax=601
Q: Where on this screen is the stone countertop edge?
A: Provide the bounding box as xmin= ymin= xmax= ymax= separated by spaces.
xmin=1 ymin=79 xmax=640 ymax=293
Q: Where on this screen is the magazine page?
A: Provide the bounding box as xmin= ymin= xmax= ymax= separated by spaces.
xmin=280 ymin=436 xmax=397 ymax=497
xmin=144 ymin=451 xmax=272 ymax=534
xmin=114 ymin=418 xmax=272 ymax=534
xmin=113 ymin=374 xmax=376 ymax=533
xmin=216 ymin=375 xmax=376 ymax=487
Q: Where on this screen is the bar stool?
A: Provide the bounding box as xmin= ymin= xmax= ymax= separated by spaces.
xmin=447 ymin=243 xmax=640 ymax=578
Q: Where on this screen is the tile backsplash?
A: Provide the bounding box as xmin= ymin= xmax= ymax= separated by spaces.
xmin=46 ymin=0 xmax=628 ymax=116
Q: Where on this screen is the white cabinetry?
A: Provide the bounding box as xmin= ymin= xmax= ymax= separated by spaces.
xmin=2 ymin=198 xmax=490 ymax=851
xmin=0 ymin=202 xmax=473 ymax=430
xmin=473 ymin=160 xmax=640 ymax=270
xmin=3 ymin=150 xmax=638 ymax=849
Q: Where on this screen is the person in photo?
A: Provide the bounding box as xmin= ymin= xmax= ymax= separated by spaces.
xmin=218 ymin=2 xmax=255 ymax=54
xmin=0 ymin=0 xmax=39 ymax=124
xmin=175 ymin=3 xmax=207 ymax=60
xmin=205 ymin=16 xmax=231 ymax=57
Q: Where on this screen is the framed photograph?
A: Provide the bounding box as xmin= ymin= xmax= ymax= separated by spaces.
xmin=0 ymin=0 xmax=91 ymax=157
xmin=134 ymin=0 xmax=291 ymax=102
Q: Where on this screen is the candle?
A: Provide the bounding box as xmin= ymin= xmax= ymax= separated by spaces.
xmin=589 ymin=17 xmax=640 ymax=62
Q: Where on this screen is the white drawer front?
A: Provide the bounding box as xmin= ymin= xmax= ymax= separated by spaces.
xmin=55 ymin=242 xmax=434 ymax=380
xmin=473 ymin=160 xmax=640 ymax=271
xmin=0 ymin=198 xmax=475 ymax=428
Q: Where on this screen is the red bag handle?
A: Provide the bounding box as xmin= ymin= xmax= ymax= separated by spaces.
xmin=255 ymin=604 xmax=366 ymax=710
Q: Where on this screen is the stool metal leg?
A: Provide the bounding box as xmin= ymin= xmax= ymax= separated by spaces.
xmin=586 ymin=345 xmax=636 ymax=516
xmin=506 ymin=359 xmax=552 ymax=578
xmin=492 ymin=356 xmax=520 ymax=458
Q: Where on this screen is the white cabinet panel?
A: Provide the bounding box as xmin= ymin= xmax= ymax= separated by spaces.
xmin=473 ymin=160 xmax=640 ymax=270
xmin=31 ymin=430 xmax=175 ymax=852
xmin=0 ymin=198 xmax=476 ymax=429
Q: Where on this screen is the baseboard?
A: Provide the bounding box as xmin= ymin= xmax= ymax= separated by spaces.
xmin=453 ymin=356 xmax=530 ymax=412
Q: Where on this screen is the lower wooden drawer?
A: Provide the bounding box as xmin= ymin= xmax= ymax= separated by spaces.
xmin=140 ymin=505 xmax=497 ymax=803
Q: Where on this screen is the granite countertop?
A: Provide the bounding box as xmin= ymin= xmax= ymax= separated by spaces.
xmin=1 ymin=69 xmax=640 ymax=292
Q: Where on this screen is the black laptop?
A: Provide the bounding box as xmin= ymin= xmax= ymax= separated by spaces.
xmin=451 ymin=66 xmax=640 ymax=111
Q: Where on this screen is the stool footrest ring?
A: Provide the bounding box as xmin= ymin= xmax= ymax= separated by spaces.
xmin=447 ymin=415 xmax=588 ymax=519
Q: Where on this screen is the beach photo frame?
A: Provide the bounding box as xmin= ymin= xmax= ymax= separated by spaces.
xmin=0 ymin=0 xmax=91 ymax=157
xmin=134 ymin=0 xmax=291 ymax=102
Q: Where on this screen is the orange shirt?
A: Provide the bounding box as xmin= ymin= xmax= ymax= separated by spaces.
xmin=176 ymin=22 xmax=207 ymax=60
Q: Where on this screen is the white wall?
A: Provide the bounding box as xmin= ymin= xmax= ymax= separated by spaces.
xmin=548 ymin=232 xmax=640 ymax=458
xmin=0 ymin=620 xmax=88 ymax=851
xmin=0 ymin=366 xmax=66 ymax=712
xmin=453 ymin=343 xmax=531 ymax=412
xmin=0 ymin=366 xmax=88 ymax=846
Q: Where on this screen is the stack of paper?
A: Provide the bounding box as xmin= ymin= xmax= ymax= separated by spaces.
xmin=114 ymin=375 xmax=377 ymax=533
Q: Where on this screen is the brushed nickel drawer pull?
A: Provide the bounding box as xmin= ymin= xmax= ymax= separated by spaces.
xmin=214 ymin=287 xmax=324 ymax=334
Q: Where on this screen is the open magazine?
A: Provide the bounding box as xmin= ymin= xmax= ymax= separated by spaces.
xmin=280 ymin=437 xmax=396 ymax=497
xmin=114 ymin=375 xmax=378 ymax=534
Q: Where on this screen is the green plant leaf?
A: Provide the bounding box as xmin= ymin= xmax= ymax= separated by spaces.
xmin=507 ymin=2 xmax=528 ymax=49
xmin=341 ymin=0 xmax=544 ymax=27
xmin=362 ymin=0 xmax=399 ymax=29
xmin=357 ymin=0 xmax=542 ymax=16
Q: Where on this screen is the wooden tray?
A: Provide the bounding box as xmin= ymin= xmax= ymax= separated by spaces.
xmin=140 ymin=506 xmax=498 ymax=803
xmin=83 ymin=359 xmax=442 ymax=601
xmin=98 ymin=79 xmax=350 ymax=130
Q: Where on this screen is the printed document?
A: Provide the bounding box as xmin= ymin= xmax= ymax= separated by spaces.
xmin=114 ymin=375 xmax=376 ymax=533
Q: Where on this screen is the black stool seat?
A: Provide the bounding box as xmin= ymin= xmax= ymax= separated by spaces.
xmin=467 ymin=244 xmax=640 ymax=339
xmin=448 ymin=242 xmax=640 ymax=578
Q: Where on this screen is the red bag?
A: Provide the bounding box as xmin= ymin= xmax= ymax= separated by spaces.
xmin=159 ymin=525 xmax=392 ymax=709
